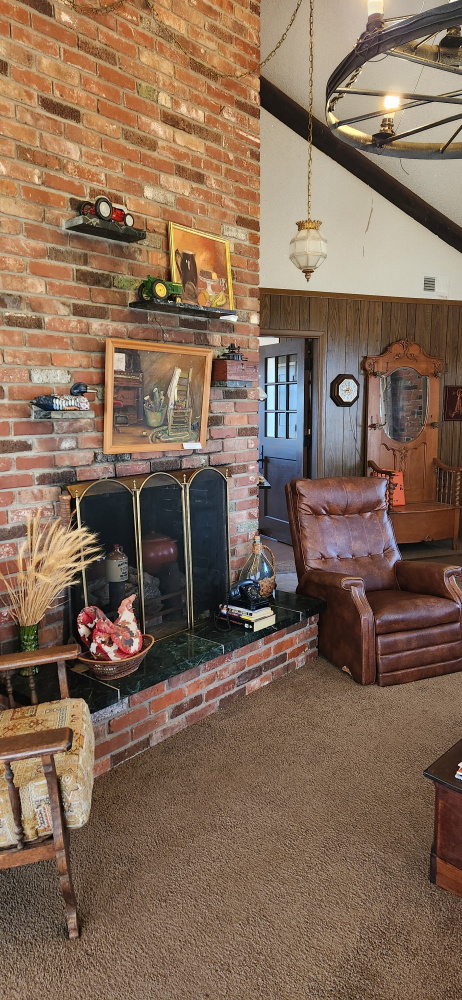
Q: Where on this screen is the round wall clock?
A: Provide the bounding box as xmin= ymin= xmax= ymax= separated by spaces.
xmin=330 ymin=374 xmax=360 ymax=407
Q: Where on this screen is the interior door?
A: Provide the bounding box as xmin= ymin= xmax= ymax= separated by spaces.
xmin=259 ymin=339 xmax=309 ymax=543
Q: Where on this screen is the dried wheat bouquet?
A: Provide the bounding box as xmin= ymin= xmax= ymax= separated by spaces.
xmin=0 ymin=511 xmax=103 ymax=626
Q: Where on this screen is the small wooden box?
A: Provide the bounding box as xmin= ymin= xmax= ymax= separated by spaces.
xmin=211 ymin=358 xmax=259 ymax=382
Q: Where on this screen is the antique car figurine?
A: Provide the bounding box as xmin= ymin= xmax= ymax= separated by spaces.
xmin=79 ymin=196 xmax=135 ymax=228
xmin=137 ymin=276 xmax=183 ymax=303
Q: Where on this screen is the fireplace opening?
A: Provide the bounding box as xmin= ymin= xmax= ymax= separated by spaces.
xmin=66 ymin=467 xmax=230 ymax=640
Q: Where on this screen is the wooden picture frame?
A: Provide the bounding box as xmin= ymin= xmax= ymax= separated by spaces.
xmin=443 ymin=385 xmax=462 ymax=421
xmin=103 ymin=337 xmax=213 ymax=454
xmin=168 ymin=222 xmax=234 ymax=310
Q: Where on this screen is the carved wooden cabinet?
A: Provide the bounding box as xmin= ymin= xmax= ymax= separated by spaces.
xmin=363 ymin=340 xmax=461 ymax=548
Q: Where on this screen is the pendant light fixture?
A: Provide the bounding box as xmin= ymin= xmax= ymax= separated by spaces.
xmin=289 ymin=0 xmax=327 ymax=281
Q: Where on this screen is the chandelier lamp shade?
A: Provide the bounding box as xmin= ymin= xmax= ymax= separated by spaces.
xmin=289 ymin=220 xmax=328 ymax=281
xmin=326 ymin=0 xmax=462 ymax=158
xmin=289 ymin=0 xmax=327 ymax=281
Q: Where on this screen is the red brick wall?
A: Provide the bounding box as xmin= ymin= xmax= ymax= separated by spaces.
xmin=93 ymin=616 xmax=319 ymax=775
xmin=0 ymin=0 xmax=260 ymax=649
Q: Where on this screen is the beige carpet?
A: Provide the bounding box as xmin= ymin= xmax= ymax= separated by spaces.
xmin=2 ymin=658 xmax=462 ymax=999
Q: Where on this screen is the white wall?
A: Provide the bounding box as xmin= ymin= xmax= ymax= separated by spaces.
xmin=261 ymin=110 xmax=462 ymax=301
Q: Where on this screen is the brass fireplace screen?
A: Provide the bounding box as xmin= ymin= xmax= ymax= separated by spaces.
xmin=66 ymin=467 xmax=230 ymax=639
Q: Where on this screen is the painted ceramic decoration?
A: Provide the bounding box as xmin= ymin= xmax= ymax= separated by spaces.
xmin=77 ymin=594 xmax=143 ymax=661
xmin=31 ymin=382 xmax=90 ymax=411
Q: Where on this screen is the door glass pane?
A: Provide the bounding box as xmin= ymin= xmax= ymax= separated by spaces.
xmin=288 ymin=383 xmax=297 ymax=410
xmin=277 ymin=385 xmax=286 ymax=410
xmin=277 ymin=356 xmax=287 ymax=382
xmin=266 ymin=357 xmax=275 ymax=384
xmin=266 ymin=411 xmax=275 ymax=437
xmin=288 ymin=355 xmax=297 ymax=381
xmin=288 ymin=413 xmax=297 ymax=439
xmin=277 ymin=412 xmax=286 ymax=437
xmin=266 ymin=385 xmax=275 ymax=410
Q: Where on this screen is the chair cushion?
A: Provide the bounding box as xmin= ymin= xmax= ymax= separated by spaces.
xmin=287 ymin=477 xmax=400 ymax=591
xmin=0 ymin=698 xmax=94 ymax=848
xmin=368 ymin=589 xmax=460 ymax=635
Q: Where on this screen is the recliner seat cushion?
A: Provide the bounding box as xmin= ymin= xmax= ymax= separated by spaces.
xmin=368 ymin=589 xmax=460 ymax=635
xmin=0 ymin=698 xmax=94 ymax=848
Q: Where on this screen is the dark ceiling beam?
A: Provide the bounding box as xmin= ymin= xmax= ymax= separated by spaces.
xmin=260 ymin=76 xmax=462 ymax=257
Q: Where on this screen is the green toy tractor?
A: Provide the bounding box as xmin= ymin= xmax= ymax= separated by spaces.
xmin=137 ymin=276 xmax=183 ymax=303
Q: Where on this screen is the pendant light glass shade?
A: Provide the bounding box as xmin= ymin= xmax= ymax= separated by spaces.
xmin=289 ymin=219 xmax=328 ymax=282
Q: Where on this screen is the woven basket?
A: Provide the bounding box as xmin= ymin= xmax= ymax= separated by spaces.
xmin=77 ymin=634 xmax=154 ymax=680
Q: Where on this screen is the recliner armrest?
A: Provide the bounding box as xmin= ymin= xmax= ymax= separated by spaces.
xmin=296 ymin=569 xmax=376 ymax=685
xmin=299 ymin=569 xmax=366 ymax=592
xmin=396 ymin=560 xmax=462 ymax=602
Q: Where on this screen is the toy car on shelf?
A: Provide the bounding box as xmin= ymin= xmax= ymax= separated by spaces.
xmin=79 ymin=196 xmax=135 ymax=228
xmin=137 ymin=276 xmax=183 ymax=303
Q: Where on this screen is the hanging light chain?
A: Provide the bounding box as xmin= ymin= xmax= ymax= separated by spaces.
xmin=307 ymin=0 xmax=314 ymax=220
xmin=260 ymin=0 xmax=304 ymax=71
xmin=58 ymin=0 xmax=304 ymax=83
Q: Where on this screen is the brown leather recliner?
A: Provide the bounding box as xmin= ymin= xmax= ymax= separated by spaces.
xmin=286 ymin=476 xmax=462 ymax=686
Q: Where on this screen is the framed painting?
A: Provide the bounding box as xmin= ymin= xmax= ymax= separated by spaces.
xmin=443 ymin=385 xmax=462 ymax=421
xmin=103 ymin=337 xmax=213 ymax=454
xmin=168 ymin=222 xmax=234 ymax=310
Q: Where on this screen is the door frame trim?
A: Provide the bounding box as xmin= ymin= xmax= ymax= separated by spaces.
xmin=260 ymin=329 xmax=325 ymax=479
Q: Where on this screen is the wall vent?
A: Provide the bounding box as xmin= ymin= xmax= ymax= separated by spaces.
xmin=422 ymin=273 xmax=449 ymax=298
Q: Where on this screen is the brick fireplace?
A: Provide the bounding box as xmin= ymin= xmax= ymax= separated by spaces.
xmin=0 ymin=0 xmax=261 ymax=650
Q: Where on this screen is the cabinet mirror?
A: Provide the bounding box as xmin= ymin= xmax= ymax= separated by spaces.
xmin=379 ymin=366 xmax=429 ymax=444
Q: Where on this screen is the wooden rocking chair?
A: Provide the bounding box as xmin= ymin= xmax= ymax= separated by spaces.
xmin=166 ymin=367 xmax=193 ymax=437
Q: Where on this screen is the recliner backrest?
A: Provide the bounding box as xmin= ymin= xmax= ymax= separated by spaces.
xmin=286 ymin=476 xmax=400 ymax=592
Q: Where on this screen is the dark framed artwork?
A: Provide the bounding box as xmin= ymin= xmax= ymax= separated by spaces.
xmin=443 ymin=385 xmax=462 ymax=421
xmin=168 ymin=222 xmax=234 ymax=309
xmin=103 ymin=337 xmax=213 ymax=454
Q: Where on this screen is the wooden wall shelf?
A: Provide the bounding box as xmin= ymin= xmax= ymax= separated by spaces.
xmin=64 ymin=216 xmax=147 ymax=243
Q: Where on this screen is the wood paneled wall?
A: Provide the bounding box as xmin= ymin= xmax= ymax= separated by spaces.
xmin=260 ymin=291 xmax=462 ymax=478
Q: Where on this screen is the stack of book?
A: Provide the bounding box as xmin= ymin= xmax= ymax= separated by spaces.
xmin=455 ymin=761 xmax=462 ymax=781
xmin=218 ymin=603 xmax=276 ymax=631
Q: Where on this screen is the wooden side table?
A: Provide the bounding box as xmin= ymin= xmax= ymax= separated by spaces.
xmin=424 ymin=738 xmax=462 ymax=897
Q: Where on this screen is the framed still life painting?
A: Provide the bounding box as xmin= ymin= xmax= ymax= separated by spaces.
xmin=103 ymin=338 xmax=213 ymax=454
xmin=168 ymin=222 xmax=234 ymax=310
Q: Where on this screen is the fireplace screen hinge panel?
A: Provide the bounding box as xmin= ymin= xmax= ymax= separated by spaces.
xmin=66 ymin=467 xmax=230 ymax=640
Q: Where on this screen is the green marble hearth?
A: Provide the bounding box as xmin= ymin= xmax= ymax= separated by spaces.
xmin=4 ymin=593 xmax=324 ymax=718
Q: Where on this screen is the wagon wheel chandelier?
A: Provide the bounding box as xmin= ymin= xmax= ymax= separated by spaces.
xmin=326 ymin=0 xmax=462 ymax=158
